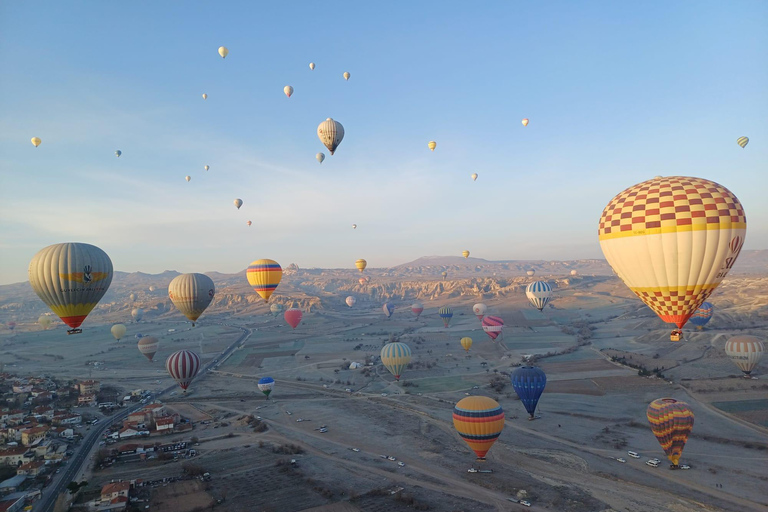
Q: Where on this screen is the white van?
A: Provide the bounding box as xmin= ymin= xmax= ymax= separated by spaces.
xmin=627 ymin=451 xmax=640 ymax=458
xmin=646 ymin=460 xmax=659 ymax=467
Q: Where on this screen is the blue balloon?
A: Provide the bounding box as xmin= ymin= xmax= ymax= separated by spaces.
xmin=511 ymin=366 xmax=546 ymax=419
xmin=383 ymin=302 xmax=395 ymax=318
xmin=688 ymin=302 xmax=713 ymax=327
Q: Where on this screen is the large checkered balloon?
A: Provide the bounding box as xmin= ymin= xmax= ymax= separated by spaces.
xmin=598 ymin=176 xmax=746 ymax=330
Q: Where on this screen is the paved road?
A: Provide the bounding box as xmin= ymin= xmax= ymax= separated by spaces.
xmin=35 ymin=324 xmax=250 ymax=512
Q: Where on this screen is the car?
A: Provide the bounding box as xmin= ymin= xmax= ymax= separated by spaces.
xmin=464 ymin=392 xmax=471 ymax=396
xmin=520 ymin=500 xmax=532 ymax=507
xmin=627 ymin=451 xmax=640 ymax=458
xmin=352 ymin=448 xmax=360 ymax=452
xmin=387 ymin=456 xmax=396 ymax=461
xmin=646 ymin=460 xmax=659 ymax=467
xmin=467 ymin=468 xmax=478 ymax=473
xmin=319 ymin=428 xmax=328 ymax=433
xmin=649 ymin=458 xmax=661 ymax=464
xmin=616 ymin=458 xmax=626 ymax=463
xmin=55 ymin=469 xmax=61 ymax=474
xmin=472 ymin=386 xmax=479 ymax=389
xmin=296 ymin=419 xmax=303 ymax=422
xmin=286 ymin=411 xmax=292 ymax=416
xmin=680 ymin=464 xmax=691 ymax=470
xmin=397 ymin=462 xmax=405 ymax=467
xmin=381 ymin=393 xmax=388 ymax=397
xmin=239 ymin=399 xmax=244 ymax=402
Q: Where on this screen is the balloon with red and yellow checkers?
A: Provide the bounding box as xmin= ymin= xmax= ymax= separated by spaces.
xmin=453 ymin=396 xmax=505 ymax=460
xmin=598 ymin=176 xmax=746 ymax=330
xmin=646 ymin=398 xmax=694 ymax=466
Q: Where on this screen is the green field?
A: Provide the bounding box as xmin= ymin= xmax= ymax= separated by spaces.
xmin=711 ymin=399 xmax=768 ymax=413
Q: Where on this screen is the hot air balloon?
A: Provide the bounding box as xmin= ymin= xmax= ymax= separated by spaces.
xmin=316 ymin=152 xmax=325 ymax=164
xmin=526 ymin=270 xmax=535 ymax=277
xmin=38 ymin=316 xmax=53 ymax=329
xmin=218 ymin=46 xmax=228 ymax=58
xmin=309 ymin=62 xmax=315 ymax=70
xmin=204 ymin=165 xmax=209 ymax=171
xmin=247 ymin=259 xmax=282 ymax=302
xmin=453 ymin=396 xmax=504 ymax=461
xmin=202 ymin=93 xmax=207 ymax=100
xmin=138 ymin=336 xmax=159 ymax=361
xmin=115 ymin=150 xmax=121 ymax=158
xmin=111 ymin=323 xmax=127 ymax=342
xmin=570 ymin=270 xmax=578 ymax=276
xmin=482 ymin=316 xmax=503 ymax=341
xmin=460 ymin=337 xmax=473 ymax=352
xmin=345 ymin=296 xmax=356 ymax=308
xmin=382 ymin=302 xmax=395 ymax=319
xmin=724 ymin=336 xmax=764 ymax=377
xmin=31 ymin=137 xmax=41 ymax=147
xmin=438 ymin=306 xmax=453 ymax=328
xmin=258 ymin=377 xmax=275 ymax=399
xmin=270 ymin=303 xmax=283 ymax=317
xmin=471 ymin=173 xmax=478 ymax=181
xmin=737 ymin=137 xmax=749 ymax=148
xmin=472 ymin=303 xmax=487 ymax=320
xmin=284 ymin=308 xmax=303 ymax=329
xmin=355 ymin=259 xmax=367 ymax=272
xmin=185 ymin=176 xmax=191 ymax=182
xmin=233 ymin=198 xmax=243 ymax=209
xmin=28 ymin=243 xmax=113 ymax=335
xmin=511 ymin=366 xmax=546 ymax=419
xmin=246 ymin=220 xmax=252 ymax=227
xmin=521 ymin=118 xmax=529 ymax=127
xmin=317 ymin=118 xmax=344 ymax=155
xmin=380 ymin=342 xmax=411 ymax=380
xmin=428 ymin=141 xmax=436 ymax=151
xmin=6 ymin=321 xmax=16 ymax=331
xmin=343 ymin=71 xmax=350 ymax=80
xmin=166 ymin=350 xmax=201 ymax=392
xmin=352 ymin=224 xmax=357 ymax=229
xmin=526 ymin=281 xmax=553 ymax=311
xmin=131 ymin=308 xmax=144 ymax=322
xmin=599 ymin=176 xmax=746 ymax=342
xmin=647 ymin=398 xmax=694 ymax=467
xmin=168 ymin=273 xmax=215 ymax=327
xmin=462 ymin=250 xmax=470 ymax=259
xmin=441 ymin=271 xmax=448 ymax=280
xmin=284 ymin=85 xmax=293 ymax=98
xmin=411 ymin=302 xmax=424 ymax=319
xmin=129 ymin=293 xmax=136 ymax=302
xmin=358 ymin=277 xmax=368 ymax=286
xmin=688 ymin=302 xmax=713 ymax=329
xmin=149 ymin=286 xmax=156 ymax=292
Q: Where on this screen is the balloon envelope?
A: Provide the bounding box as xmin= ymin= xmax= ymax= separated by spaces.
xmin=31 ymin=137 xmax=41 ymax=147
xmin=438 ymin=306 xmax=453 ymax=328
xmin=737 ymin=136 xmax=749 ymax=148
xmin=202 ymin=93 xmax=207 ymax=100
xmin=355 ymin=259 xmax=367 ymax=272
xmin=411 ymin=302 xmax=424 ymax=318
xmin=526 ymin=281 xmax=553 ymax=311
xmin=453 ymin=396 xmax=504 ymax=460
xmin=526 ymin=270 xmax=535 ymax=277
xmin=309 ymin=62 xmax=315 ymax=70
xmin=688 ymin=302 xmax=713 ymax=327
xmin=511 ymin=366 xmax=546 ymax=418
xmin=380 ymin=342 xmax=411 ymax=380
xmin=270 ymin=303 xmax=283 ymax=317
xmin=115 ymin=150 xmax=121 ymax=157
xmin=462 ymin=250 xmax=470 ymax=258
xmin=317 ymin=118 xmax=344 ymax=155
xmin=258 ymin=376 xmax=275 ymax=397
xmin=482 ymin=316 xmax=503 ymax=341
xmin=185 ymin=176 xmax=191 ymax=182
xmin=38 ymin=316 xmax=53 ymax=329
xmin=111 ymin=323 xmax=127 ymax=341
xmin=345 ymin=296 xmax=356 ymax=307
xmin=316 ymin=152 xmax=325 ymax=164
xmin=233 ymin=198 xmax=243 ymax=209
xmin=647 ymin=398 xmax=694 ymax=466
xmin=138 ymin=336 xmax=159 ymax=361
xmin=204 ymin=165 xmax=209 ymax=171
xmin=247 ymin=259 xmax=282 ymax=302
xmin=471 ymin=173 xmax=478 ymax=181
xmin=599 ymin=176 xmax=746 ymax=330
xmin=284 ymin=308 xmax=303 ymax=329
xmin=460 ymin=337 xmax=473 ymax=352
xmin=382 ymin=302 xmax=395 ymax=318
xmin=168 ymin=273 xmax=215 ymax=326
xmin=284 ymin=85 xmax=293 ymax=97
xmin=472 ymin=303 xmax=487 ymax=320
xmin=131 ymin=308 xmax=144 ymax=322
xmin=724 ymin=336 xmax=764 ymax=376
xmin=522 ymin=118 xmax=529 ymax=126
xmin=428 ymin=141 xmax=436 ymax=151
xmin=166 ymin=350 xmax=201 ymax=391
xmin=218 ymin=46 xmax=228 ymax=58
xmin=28 ymin=243 xmax=113 ymax=331
xmin=343 ymin=71 xmax=350 ymax=80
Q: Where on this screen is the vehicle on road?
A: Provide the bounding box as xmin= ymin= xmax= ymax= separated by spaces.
xmin=616 ymin=457 xmax=626 ymax=463
xmin=397 ymin=461 xmax=405 ymax=467
xmin=387 ymin=456 xmax=396 ymax=461
xmin=680 ymin=464 xmax=691 ymax=470
xmin=352 ymin=448 xmax=360 ymax=452
xmin=319 ymin=428 xmax=328 ymax=433
xmin=520 ymin=500 xmax=532 ymax=507
xmin=646 ymin=460 xmax=660 ymax=467
xmin=628 ymin=451 xmax=640 ymax=458
xmin=286 ymin=411 xmax=292 ymax=415
xmin=467 ymin=468 xmax=478 ymax=473
xmin=296 ymin=419 xmax=303 ymax=422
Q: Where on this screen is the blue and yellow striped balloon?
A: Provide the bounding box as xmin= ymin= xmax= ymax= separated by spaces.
xmin=380 ymin=342 xmax=411 ymax=380
xmin=453 ymin=396 xmax=505 ymax=460
xmin=246 ymin=259 xmax=282 ymax=302
xmin=438 ymin=306 xmax=453 ymax=328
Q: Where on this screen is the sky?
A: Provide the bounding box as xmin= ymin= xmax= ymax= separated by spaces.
xmin=0 ymin=1 xmax=766 ymax=284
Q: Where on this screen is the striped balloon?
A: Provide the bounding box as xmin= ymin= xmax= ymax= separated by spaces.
xmin=453 ymin=396 xmax=505 ymax=460
xmin=246 ymin=259 xmax=282 ymax=302
xmin=438 ymin=306 xmax=453 ymax=328
xmin=737 ymin=136 xmax=749 ymax=148
xmin=137 ymin=336 xmax=159 ymax=362
xmin=284 ymin=308 xmax=303 ymax=329
xmin=646 ymin=398 xmax=694 ymax=466
xmin=269 ymin=303 xmax=283 ymax=318
xmin=166 ymin=350 xmax=201 ymax=391
xmin=724 ymin=336 xmax=764 ymax=376
xmin=411 ymin=302 xmax=424 ymax=318
xmin=688 ymin=302 xmax=713 ymax=328
xmin=380 ymin=342 xmax=411 ymax=380
xmin=168 ymin=273 xmax=215 ymax=327
xmin=317 ymin=118 xmax=344 ymax=155
xmin=258 ymin=377 xmax=275 ymax=398
xmin=383 ymin=302 xmax=395 ymax=318
xmin=481 ymin=315 xmax=504 ymax=341
xmin=511 ymin=366 xmax=546 ymax=419
xmin=526 ymin=281 xmax=553 ymax=311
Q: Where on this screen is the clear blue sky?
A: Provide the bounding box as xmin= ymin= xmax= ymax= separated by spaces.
xmin=1 ymin=1 xmax=766 ymax=284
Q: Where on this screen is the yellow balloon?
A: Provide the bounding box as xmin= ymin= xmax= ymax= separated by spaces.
xmin=462 ymin=250 xmax=470 ymax=258
xmin=343 ymin=71 xmax=350 ymax=80
xmin=31 ymin=137 xmax=41 ymax=147
xmin=428 ymin=141 xmax=436 ymax=151
xmin=218 ymin=46 xmax=229 ymax=58
xmin=460 ymin=337 xmax=473 ymax=352
xmin=202 ymin=93 xmax=207 ymax=100
xmin=355 ymin=259 xmax=367 ymax=272
xmin=111 ymin=323 xmax=127 ymax=341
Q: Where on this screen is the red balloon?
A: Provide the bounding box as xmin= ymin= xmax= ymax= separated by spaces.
xmin=284 ymin=308 xmax=303 ymax=329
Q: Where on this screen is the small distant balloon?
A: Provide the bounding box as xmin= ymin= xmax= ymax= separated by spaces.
xmin=204 ymin=165 xmax=209 ymax=171
xmin=345 ymin=296 xmax=356 ymax=308
xmin=460 ymin=337 xmax=473 ymax=352
xmin=355 ymin=259 xmax=367 ymax=272
xmin=284 ymin=85 xmax=294 ymax=98
xmin=316 ymin=152 xmax=325 ymax=164
xmin=246 ymin=220 xmax=252 ymax=227
xmin=202 ymin=93 xmax=208 ymax=100
xmin=31 ymin=137 xmax=41 ymax=147
xmin=462 ymin=250 xmax=470 ymax=259
xmin=115 ymin=150 xmax=122 ymax=158
xmin=737 ymin=136 xmax=749 ymax=148
xmin=441 ymin=271 xmax=448 ymax=280
xmin=428 ymin=141 xmax=436 ymax=151
xmin=352 ymin=224 xmax=357 ymax=229
xmin=234 ymin=198 xmax=243 ymax=209
xmin=343 ymin=71 xmax=350 ymax=80
xmin=284 ymin=308 xmax=303 ymax=329
xmin=111 ymin=323 xmax=127 ymax=342
xmin=185 ymin=176 xmax=191 ymax=182
xmin=522 ymin=118 xmax=529 ymax=127
xmin=471 ymin=173 xmax=478 ymax=181
xmin=309 ymin=62 xmax=315 ymax=70
xmin=527 ymin=269 xmax=535 ymax=277
xmin=218 ymin=46 xmax=229 ymax=59
xmin=39 ymin=316 xmax=53 ymax=329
